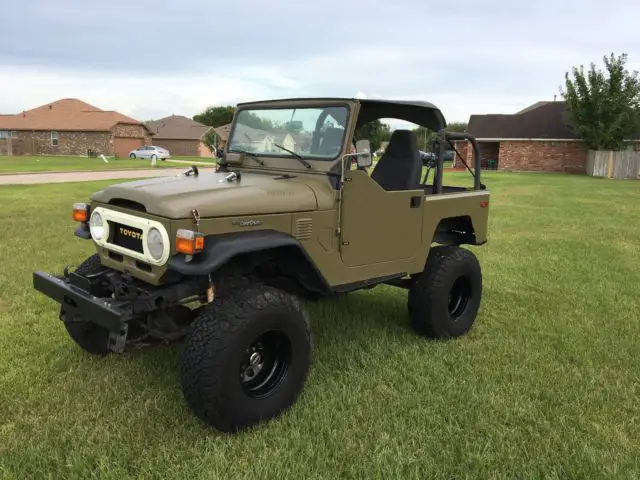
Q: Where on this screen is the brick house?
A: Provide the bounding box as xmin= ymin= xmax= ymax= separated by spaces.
xmin=211 ymin=123 xmax=231 ymax=151
xmin=454 ymin=100 xmax=598 ymax=173
xmin=146 ymin=115 xmax=213 ymax=157
xmin=0 ymin=98 xmax=152 ymax=158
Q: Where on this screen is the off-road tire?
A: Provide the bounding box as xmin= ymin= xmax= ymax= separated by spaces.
xmin=61 ymin=254 xmax=111 ymax=356
xmin=179 ymin=284 xmax=313 ymax=432
xmin=408 ymin=246 xmax=482 ymax=338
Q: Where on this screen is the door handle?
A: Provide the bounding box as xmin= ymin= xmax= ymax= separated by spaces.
xmin=410 ymin=196 xmax=422 ymax=208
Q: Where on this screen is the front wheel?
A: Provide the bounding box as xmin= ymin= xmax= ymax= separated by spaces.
xmin=60 ymin=254 xmax=112 ymax=356
xmin=408 ymin=246 xmax=482 ymax=338
xmin=179 ymin=284 xmax=313 ymax=432
xmin=129 ymin=153 xmax=136 ymax=159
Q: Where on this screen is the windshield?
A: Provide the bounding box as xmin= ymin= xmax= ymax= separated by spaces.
xmin=227 ymin=105 xmax=348 ymax=160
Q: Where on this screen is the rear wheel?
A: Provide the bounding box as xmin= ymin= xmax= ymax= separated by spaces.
xmin=179 ymin=284 xmax=313 ymax=432
xmin=60 ymin=254 xmax=112 ymax=356
xmin=408 ymin=246 xmax=482 ymax=338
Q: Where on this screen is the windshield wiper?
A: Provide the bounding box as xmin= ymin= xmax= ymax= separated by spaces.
xmin=230 ymin=149 xmax=265 ymax=166
xmin=273 ymin=144 xmax=312 ymax=169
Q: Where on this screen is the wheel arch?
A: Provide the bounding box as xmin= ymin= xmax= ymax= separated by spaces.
xmin=168 ymin=230 xmax=331 ymax=297
xmin=432 ymin=215 xmax=481 ymax=246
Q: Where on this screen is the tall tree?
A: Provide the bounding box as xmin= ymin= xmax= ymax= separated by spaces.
xmin=561 ymin=52 xmax=640 ymax=150
xmin=193 ymin=105 xmax=236 ymax=128
xmin=446 ymin=121 xmax=468 ymax=133
xmin=411 ymin=121 xmax=467 ymax=151
xmin=241 ymin=112 xmax=277 ymax=131
xmin=355 ymin=120 xmax=391 ymax=152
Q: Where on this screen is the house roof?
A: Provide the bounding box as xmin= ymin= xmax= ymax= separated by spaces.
xmin=212 ymin=123 xmax=232 ymax=142
xmin=234 ymin=124 xmax=271 ymax=142
xmin=212 ymin=123 xmax=270 ymax=143
xmin=467 ymin=101 xmax=576 ymax=139
xmin=0 ymin=98 xmax=148 ymax=132
xmin=146 ymin=115 xmax=211 ymax=140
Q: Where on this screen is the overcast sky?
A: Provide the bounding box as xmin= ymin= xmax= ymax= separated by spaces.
xmin=1 ymin=0 xmax=639 ymax=129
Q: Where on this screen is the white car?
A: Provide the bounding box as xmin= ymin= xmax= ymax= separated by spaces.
xmin=129 ymin=145 xmax=170 ymax=160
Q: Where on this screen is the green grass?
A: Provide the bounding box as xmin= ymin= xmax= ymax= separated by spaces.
xmin=1 ymin=172 xmax=639 ymax=478
xmin=0 ymin=155 xmax=217 ymax=173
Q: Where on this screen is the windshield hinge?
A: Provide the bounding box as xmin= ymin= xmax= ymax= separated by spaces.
xmin=191 ymin=208 xmax=200 ymax=231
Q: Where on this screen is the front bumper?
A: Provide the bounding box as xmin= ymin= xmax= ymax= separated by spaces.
xmin=33 ymin=271 xmax=130 ymax=332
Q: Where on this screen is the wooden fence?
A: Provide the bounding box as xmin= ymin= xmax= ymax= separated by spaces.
xmin=586 ymin=150 xmax=640 ymax=179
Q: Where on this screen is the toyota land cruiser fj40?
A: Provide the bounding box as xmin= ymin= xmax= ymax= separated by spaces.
xmin=33 ymin=97 xmax=489 ymax=432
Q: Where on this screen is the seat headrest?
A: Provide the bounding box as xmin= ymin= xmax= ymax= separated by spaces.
xmin=318 ymin=127 xmax=344 ymax=154
xmin=384 ymin=129 xmax=418 ymax=157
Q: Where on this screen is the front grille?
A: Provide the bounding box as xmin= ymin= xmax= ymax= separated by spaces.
xmin=108 ymin=222 xmax=144 ymax=253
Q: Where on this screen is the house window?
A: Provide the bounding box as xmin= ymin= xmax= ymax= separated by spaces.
xmin=51 ymin=131 xmax=59 ymax=146
xmin=0 ymin=131 xmax=8 ymax=139
xmin=11 ymin=131 xmax=17 ymax=138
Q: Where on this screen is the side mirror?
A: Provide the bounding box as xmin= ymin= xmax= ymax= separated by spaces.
xmin=355 ymin=139 xmax=372 ymax=167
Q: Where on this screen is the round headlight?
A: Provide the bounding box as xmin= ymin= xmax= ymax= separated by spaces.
xmin=146 ymin=227 xmax=164 ymax=260
xmin=89 ymin=211 xmax=105 ymax=240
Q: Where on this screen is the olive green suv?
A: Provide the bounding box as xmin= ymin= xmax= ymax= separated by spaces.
xmin=33 ymin=97 xmax=490 ymax=432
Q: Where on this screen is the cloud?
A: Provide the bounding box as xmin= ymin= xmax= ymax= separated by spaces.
xmin=1 ymin=0 xmax=640 ymax=126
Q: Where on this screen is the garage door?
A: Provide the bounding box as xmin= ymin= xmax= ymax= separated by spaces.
xmin=113 ymin=137 xmax=144 ymax=158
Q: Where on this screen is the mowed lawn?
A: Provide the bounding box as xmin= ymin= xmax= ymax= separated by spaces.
xmin=0 ymin=155 xmax=217 ymax=173
xmin=0 ymin=172 xmax=639 ymax=478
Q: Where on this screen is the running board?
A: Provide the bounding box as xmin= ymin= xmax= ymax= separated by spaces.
xmin=332 ymin=273 xmax=407 ymax=294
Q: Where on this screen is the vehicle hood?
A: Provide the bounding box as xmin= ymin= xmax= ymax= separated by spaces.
xmin=91 ymin=170 xmax=333 ymax=219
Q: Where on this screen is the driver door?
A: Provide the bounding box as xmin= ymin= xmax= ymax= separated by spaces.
xmin=339 ymin=169 xmax=424 ymax=267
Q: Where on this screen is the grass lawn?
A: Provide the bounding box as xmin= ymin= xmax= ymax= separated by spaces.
xmin=0 ymin=172 xmax=639 ymax=478
xmin=0 ymin=155 xmax=217 ymax=173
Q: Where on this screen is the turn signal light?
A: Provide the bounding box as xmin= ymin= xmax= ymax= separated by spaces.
xmin=72 ymin=203 xmax=89 ymax=222
xmin=176 ymin=229 xmax=205 ymax=255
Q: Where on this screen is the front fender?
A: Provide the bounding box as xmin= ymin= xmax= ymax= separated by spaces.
xmin=167 ymin=230 xmax=330 ymax=293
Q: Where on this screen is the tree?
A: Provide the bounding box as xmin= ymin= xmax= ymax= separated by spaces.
xmin=193 ymin=105 xmax=236 ymax=128
xmin=411 ymin=121 xmax=467 ymax=151
xmin=561 ymin=52 xmax=640 ymax=150
xmin=445 ymin=121 xmax=467 ymax=133
xmin=355 ymin=120 xmax=392 ymax=152
xmin=241 ymin=112 xmax=277 ymax=131
xmin=202 ymin=129 xmax=219 ymax=149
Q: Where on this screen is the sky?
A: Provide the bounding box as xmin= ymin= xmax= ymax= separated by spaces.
xmin=1 ymin=0 xmax=639 ymax=130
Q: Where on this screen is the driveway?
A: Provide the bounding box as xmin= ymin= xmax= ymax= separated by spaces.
xmin=0 ymin=167 xmax=211 ymax=185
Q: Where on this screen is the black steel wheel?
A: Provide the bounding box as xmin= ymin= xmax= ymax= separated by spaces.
xmin=239 ymin=331 xmax=292 ymax=399
xmin=408 ymin=246 xmax=482 ymax=338
xmin=179 ymin=284 xmax=313 ymax=432
xmin=448 ymin=276 xmax=472 ymax=320
xmin=60 ymin=254 xmax=112 ymax=356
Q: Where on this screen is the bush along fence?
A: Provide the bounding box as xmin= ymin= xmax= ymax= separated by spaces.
xmin=586 ymin=150 xmax=640 ymax=179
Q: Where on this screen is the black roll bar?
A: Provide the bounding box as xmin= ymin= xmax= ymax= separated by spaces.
xmin=434 ymin=130 xmax=482 ymax=193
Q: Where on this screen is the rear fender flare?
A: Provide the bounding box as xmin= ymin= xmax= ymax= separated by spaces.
xmin=432 ymin=215 xmax=479 ymax=245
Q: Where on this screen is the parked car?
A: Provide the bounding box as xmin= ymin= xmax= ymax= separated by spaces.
xmin=129 ymin=145 xmax=170 ymax=160
xmin=419 ymin=150 xmax=437 ymax=167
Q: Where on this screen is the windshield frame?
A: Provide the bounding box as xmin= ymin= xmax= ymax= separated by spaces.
xmin=225 ymin=101 xmax=353 ymax=166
